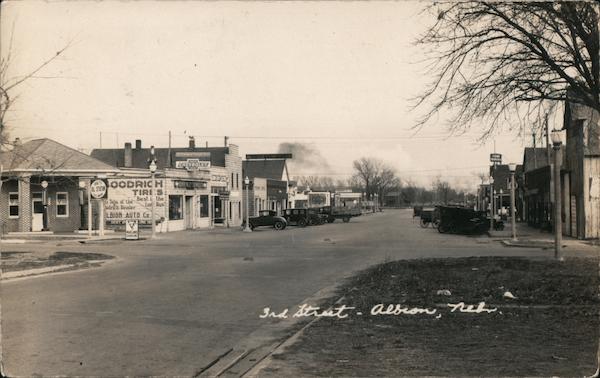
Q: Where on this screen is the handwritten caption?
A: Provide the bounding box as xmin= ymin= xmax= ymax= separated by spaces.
xmin=260 ymin=302 xmax=498 ymax=320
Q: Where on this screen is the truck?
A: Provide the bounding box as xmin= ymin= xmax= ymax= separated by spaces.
xmin=318 ymin=205 xmax=362 ymax=223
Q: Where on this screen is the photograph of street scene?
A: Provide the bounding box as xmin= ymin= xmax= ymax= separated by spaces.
xmin=0 ymin=1 xmax=599 ymax=377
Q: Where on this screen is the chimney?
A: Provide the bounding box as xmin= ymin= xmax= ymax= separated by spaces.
xmin=124 ymin=142 xmax=133 ymax=167
xmin=135 ymin=139 xmax=142 ymax=149
xmin=189 ymin=136 xmax=195 ymax=149
xmin=224 ymin=136 xmax=229 ymax=147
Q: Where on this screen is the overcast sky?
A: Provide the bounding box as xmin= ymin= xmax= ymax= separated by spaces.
xmin=1 ymin=1 xmax=559 ymax=189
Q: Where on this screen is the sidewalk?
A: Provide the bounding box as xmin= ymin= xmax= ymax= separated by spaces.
xmin=489 ymin=220 xmax=599 ymax=255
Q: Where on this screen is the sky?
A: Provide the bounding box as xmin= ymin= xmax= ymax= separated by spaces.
xmin=0 ymin=1 xmax=562 ymax=190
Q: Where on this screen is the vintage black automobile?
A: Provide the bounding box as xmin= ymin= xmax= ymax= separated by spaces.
xmin=243 ymin=210 xmax=287 ymax=230
xmin=436 ymin=205 xmax=490 ymax=235
xmin=283 ymin=208 xmax=309 ymax=227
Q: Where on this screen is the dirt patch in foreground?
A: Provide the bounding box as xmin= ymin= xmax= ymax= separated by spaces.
xmin=265 ymin=257 xmax=599 ymax=377
xmin=1 ymin=251 xmax=114 ymax=272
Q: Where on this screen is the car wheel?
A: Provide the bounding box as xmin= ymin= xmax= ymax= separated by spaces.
xmin=420 ymin=219 xmax=429 ymax=228
xmin=298 ymin=219 xmax=307 ymax=227
xmin=327 ymin=218 xmax=335 ymax=223
xmin=274 ymin=221 xmax=284 ymax=230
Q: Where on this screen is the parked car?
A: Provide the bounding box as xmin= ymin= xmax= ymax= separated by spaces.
xmin=243 ymin=210 xmax=287 ymax=230
xmin=283 ymin=208 xmax=309 ymax=227
xmin=436 ymin=206 xmax=489 ymax=235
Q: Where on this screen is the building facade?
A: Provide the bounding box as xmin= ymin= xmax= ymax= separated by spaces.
xmin=561 ymin=97 xmax=600 ymax=239
xmin=0 ymin=139 xmax=119 ymax=234
xmin=91 ymin=137 xmax=243 ymax=231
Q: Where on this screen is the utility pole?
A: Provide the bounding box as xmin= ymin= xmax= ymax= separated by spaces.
xmin=532 ymin=133 xmax=537 ymax=169
xmin=167 ymin=131 xmax=172 ymax=168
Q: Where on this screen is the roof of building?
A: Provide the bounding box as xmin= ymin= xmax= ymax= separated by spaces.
xmin=0 ymin=138 xmax=117 ymax=173
xmin=243 ymin=159 xmax=288 ymax=181
xmin=489 ymin=164 xmax=523 ymax=191
xmin=522 ymin=147 xmax=550 ymax=172
xmin=90 ymin=146 xmax=229 ymax=169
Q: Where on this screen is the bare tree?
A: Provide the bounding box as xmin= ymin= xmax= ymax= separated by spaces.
xmin=433 ymin=176 xmax=452 ymax=204
xmin=0 ymin=26 xmax=70 ymax=149
xmin=352 ymin=157 xmax=401 ymax=203
xmin=415 ymin=1 xmax=599 ymax=137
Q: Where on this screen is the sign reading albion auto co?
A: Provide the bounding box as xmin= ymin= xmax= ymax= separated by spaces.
xmin=105 ymin=178 xmax=166 ymax=223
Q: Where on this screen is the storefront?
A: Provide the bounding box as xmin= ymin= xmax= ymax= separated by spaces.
xmin=105 ymin=169 xmax=211 ymax=232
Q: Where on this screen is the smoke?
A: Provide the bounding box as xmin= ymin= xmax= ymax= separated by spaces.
xmin=277 ymin=142 xmax=332 ymax=176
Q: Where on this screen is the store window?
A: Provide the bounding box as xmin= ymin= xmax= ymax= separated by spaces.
xmin=200 ymin=195 xmax=209 ymax=218
xmin=8 ymin=192 xmax=18 ymax=217
xmin=56 ymin=192 xmax=69 ymax=217
xmin=169 ymin=195 xmax=183 ymax=220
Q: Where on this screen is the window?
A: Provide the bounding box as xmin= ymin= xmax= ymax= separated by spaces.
xmin=229 ymin=201 xmax=232 ymax=219
xmin=200 ymin=195 xmax=209 ymax=218
xmin=238 ymin=202 xmax=241 ymax=218
xmin=236 ymin=173 xmax=239 ymax=189
xmin=231 ymin=173 xmax=234 ymax=189
xmin=56 ymin=192 xmax=68 ymax=217
xmin=8 ymin=192 xmax=18 ymax=217
xmin=169 ymin=195 xmax=183 ymax=220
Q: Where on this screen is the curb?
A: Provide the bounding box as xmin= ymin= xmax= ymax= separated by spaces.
xmin=196 ymin=281 xmax=343 ymax=377
xmin=501 ymin=240 xmax=558 ymax=249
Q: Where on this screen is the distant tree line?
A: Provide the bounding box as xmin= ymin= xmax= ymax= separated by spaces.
xmin=294 ymin=157 xmax=476 ymax=206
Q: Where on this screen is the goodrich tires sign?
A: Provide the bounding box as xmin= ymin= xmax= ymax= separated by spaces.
xmin=105 ymin=178 xmax=166 ymax=223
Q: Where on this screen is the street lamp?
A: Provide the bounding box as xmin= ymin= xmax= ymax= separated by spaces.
xmin=551 ymin=129 xmax=563 ymax=260
xmin=243 ymin=176 xmax=252 ymax=232
xmin=508 ymin=163 xmax=517 ymax=241
xmin=41 ymin=180 xmax=49 ymax=231
xmin=149 ymin=148 xmax=157 ymax=239
xmin=489 ymin=176 xmax=495 ymax=231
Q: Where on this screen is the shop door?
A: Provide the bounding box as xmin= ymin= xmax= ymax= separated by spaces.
xmin=32 ymin=192 xmax=44 ymax=231
xmin=185 ymin=196 xmax=193 ymax=229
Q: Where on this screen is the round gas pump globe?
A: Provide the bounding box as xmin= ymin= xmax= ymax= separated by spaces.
xmin=41 ymin=180 xmax=48 ymax=189
xmin=90 ymin=179 xmax=107 ymax=199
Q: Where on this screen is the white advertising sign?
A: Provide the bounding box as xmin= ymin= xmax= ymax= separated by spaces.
xmin=175 ymin=159 xmax=211 ymax=170
xmin=125 ymin=220 xmax=139 ymax=240
xmin=105 ymin=178 xmax=166 ymax=223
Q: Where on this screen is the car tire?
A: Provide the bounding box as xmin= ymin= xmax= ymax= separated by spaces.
xmin=327 ymin=218 xmax=335 ymax=223
xmin=298 ymin=219 xmax=307 ymax=227
xmin=274 ymin=221 xmax=284 ymax=230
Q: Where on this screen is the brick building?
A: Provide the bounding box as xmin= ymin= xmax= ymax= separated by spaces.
xmin=0 ymin=138 xmax=119 ymax=233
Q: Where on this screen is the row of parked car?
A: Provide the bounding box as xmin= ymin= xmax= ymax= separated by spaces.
xmin=413 ymin=205 xmax=501 ymax=235
xmin=242 ymin=206 xmax=360 ymax=231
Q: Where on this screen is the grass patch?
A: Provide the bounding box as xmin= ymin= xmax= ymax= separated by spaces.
xmin=271 ymin=257 xmax=599 ymax=377
xmin=1 ymin=251 xmax=114 ymax=272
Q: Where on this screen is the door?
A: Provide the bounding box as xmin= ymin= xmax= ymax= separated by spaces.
xmin=32 ymin=192 xmax=44 ymax=231
xmin=185 ymin=196 xmax=193 ymax=229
